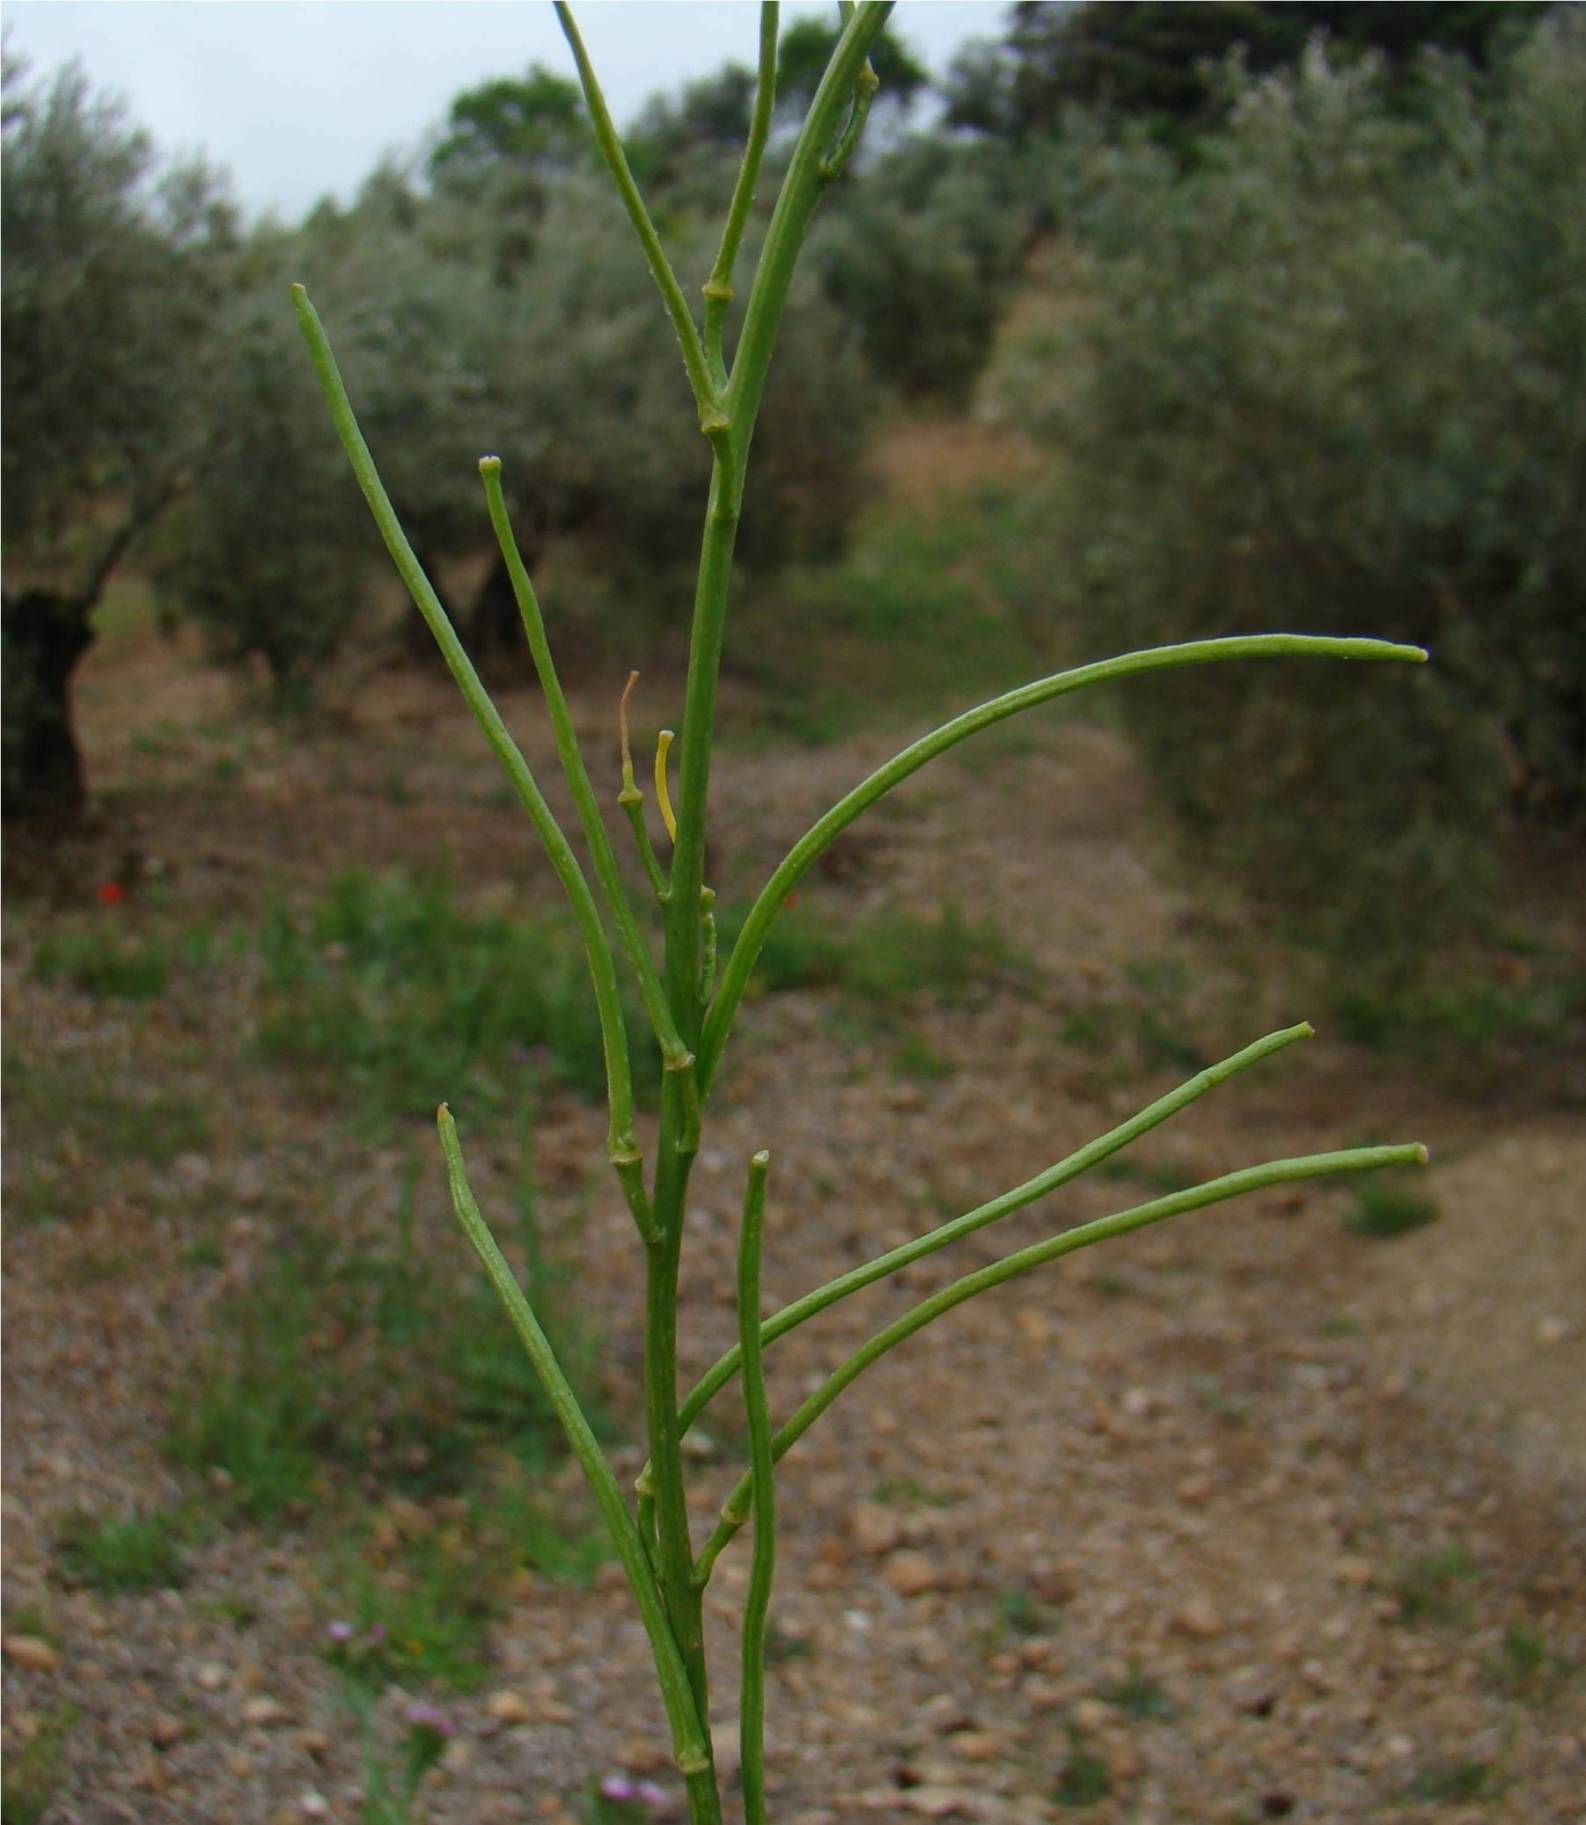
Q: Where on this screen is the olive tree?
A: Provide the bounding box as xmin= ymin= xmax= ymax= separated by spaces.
xmin=1 ymin=56 xmax=233 ymax=816
xmin=992 ymin=19 xmax=1586 ymax=975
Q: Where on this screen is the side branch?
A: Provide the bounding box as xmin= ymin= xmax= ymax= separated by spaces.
xmin=693 ymin=1142 xmax=1429 ymax=1583
xmin=292 ymin=285 xmax=645 ymax=1197
xmin=736 ymin=1151 xmax=775 ymax=1825
xmin=700 ymin=635 xmax=1428 ymax=1086
xmin=555 ymin=2 xmax=720 ymax=425
xmin=705 ymin=3 xmax=780 ymax=379
xmin=645 ymin=1022 xmax=1312 ymax=1493
xmin=438 ymin=1109 xmax=710 ymax=1775
xmin=481 ymin=460 xmax=690 ymax=1078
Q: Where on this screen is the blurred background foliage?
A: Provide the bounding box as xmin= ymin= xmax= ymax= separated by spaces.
xmin=4 ymin=1 xmax=1583 ymax=1003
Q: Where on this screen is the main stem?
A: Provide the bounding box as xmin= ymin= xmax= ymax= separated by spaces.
xmin=641 ymin=447 xmax=745 ymax=1823
xmin=623 ymin=14 xmax=892 ymax=1815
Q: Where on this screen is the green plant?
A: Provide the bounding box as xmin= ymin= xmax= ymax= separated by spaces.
xmin=53 ymin=1507 xmax=189 ymax=1594
xmin=1101 ymin=1663 xmax=1176 ymax=1721
xmin=2 ymin=1047 xmax=213 ymax=1227
xmin=1408 ymin=1758 xmax=1496 ymax=1803
xmin=1484 ymin=1624 xmax=1577 ymax=1701
xmin=727 ymin=897 xmax=1027 ymax=1006
xmin=1395 ymin=1544 xmax=1479 ymax=1626
xmin=329 ymin=1677 xmax=457 ymax=1825
xmin=171 ymin=1165 xmax=599 ymax=1518
xmin=256 ymin=870 xmax=645 ymax=1121
xmin=0 ymin=1703 xmax=77 ymax=1825
xmin=294 ymin=8 xmax=1428 ymax=1817
xmin=2 ymin=56 xmax=233 ymax=818
xmin=1345 ymin=1178 xmax=1441 ymax=1239
xmin=998 ymin=18 xmax=1586 ymax=984
xmin=1055 ymin=1730 xmax=1111 ymax=1808
xmin=30 ymin=926 xmax=170 ymax=998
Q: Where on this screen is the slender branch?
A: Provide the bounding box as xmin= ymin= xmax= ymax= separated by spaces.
xmin=664 ymin=5 xmax=896 ymax=1046
xmin=818 ymin=61 xmax=879 ymax=183
xmin=642 ymin=1124 xmax=713 ymax=1790
xmin=639 ymin=1022 xmax=1311 ymax=1500
xmin=694 ymin=1142 xmax=1429 ymax=1583
xmin=619 ymin=672 xmax=671 ymax=902
xmin=554 ymin=2 xmax=720 ymax=425
xmin=700 ymin=635 xmax=1428 ymax=1088
xmin=736 ymin=1151 xmax=775 ymax=1825
xmin=724 ymin=0 xmax=894 ymax=430
xmin=437 ymin=1108 xmax=710 ymax=1777
xmin=480 ymin=459 xmax=690 ymax=1077
xmin=292 ymin=284 xmax=646 ymax=1199
xmin=705 ymin=3 xmax=780 ymax=380
xmin=625 ymin=799 xmax=671 ymax=904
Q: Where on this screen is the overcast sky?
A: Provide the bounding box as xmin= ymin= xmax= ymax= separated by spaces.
xmin=4 ymin=2 xmax=1000 ymax=222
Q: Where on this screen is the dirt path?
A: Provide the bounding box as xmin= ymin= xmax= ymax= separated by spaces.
xmin=4 ymin=617 xmax=1583 ymax=1825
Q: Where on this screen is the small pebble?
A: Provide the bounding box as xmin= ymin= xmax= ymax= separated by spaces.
xmin=884 ymin=1550 xmax=946 ymax=1598
xmin=486 ymin=1690 xmax=535 ymax=1725
xmin=2 ymin=1635 xmax=59 ymax=1673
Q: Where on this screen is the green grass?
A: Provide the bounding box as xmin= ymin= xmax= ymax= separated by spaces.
xmin=891 ymin=1030 xmax=955 ymax=1081
xmin=729 ymin=899 xmax=1029 ymax=1010
xmin=2 ymin=1047 xmax=213 ymax=1225
xmin=994 ymin=1583 xmax=1064 ymax=1641
xmin=1188 ymin=1373 xmax=1251 ymax=1426
xmin=872 ymin=1475 xmax=957 ymax=1509
xmin=1331 ymin=950 xmax=1586 ymax=1080
xmin=727 ymin=485 xmax=1060 ymax=748
xmin=1395 ymin=1544 xmax=1478 ymax=1627
xmin=53 ymin=1507 xmax=189 ymax=1594
xmin=31 ymin=928 xmax=170 ymax=999
xmin=1484 ymin=1624 xmax=1577 ymax=1701
xmin=256 ymin=869 xmax=652 ymax=1124
xmin=171 ymin=1162 xmax=601 ymax=1522
xmin=323 ymin=1471 xmax=608 ymax=1696
xmin=1345 ymin=1179 xmax=1440 ymax=1240
xmin=1 ymin=1703 xmax=77 ymax=1825
xmin=1055 ymin=1732 xmax=1111 ymax=1808
xmin=1102 ymin=1664 xmax=1176 ymax=1721
xmin=1408 ymin=1759 xmax=1495 ymax=1803
xmin=1060 ymin=955 xmax=1214 ymax=1078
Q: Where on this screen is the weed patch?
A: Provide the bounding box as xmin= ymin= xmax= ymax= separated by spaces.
xmin=1484 ymin=1624 xmax=1577 ymax=1701
xmin=1395 ymin=1544 xmax=1478 ymax=1626
xmin=2 ymin=1048 xmax=212 ymax=1224
xmin=0 ymin=1703 xmax=77 ymax=1825
xmin=1102 ymin=1664 xmax=1176 ymax=1721
xmin=171 ymin=1165 xmax=601 ymax=1521
xmin=1346 ymin=1179 xmax=1440 ymax=1240
xmin=256 ymin=869 xmax=652 ymax=1124
xmin=1331 ymin=948 xmax=1586 ymax=1091
xmin=729 ymin=486 xmax=1059 ymax=749
xmin=728 ymin=899 xmax=1029 ymax=1010
xmin=1055 ymin=1732 xmax=1111 ymax=1807
xmin=54 ymin=1508 xmax=188 ymax=1594
xmin=322 ymin=1470 xmax=608 ymax=1695
xmin=30 ymin=921 xmax=215 ymax=1000
xmin=1408 ymin=1759 xmax=1495 ymax=1803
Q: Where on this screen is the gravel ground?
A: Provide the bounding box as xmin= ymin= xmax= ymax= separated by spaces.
xmin=4 ymin=608 xmax=1583 ymax=1825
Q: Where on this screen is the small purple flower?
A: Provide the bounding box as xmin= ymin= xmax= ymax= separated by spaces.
xmin=326 ymin=1620 xmax=355 ymax=1644
xmin=366 ymin=1623 xmax=388 ymax=1645
xmin=404 ymin=1701 xmax=457 ymax=1738
xmin=598 ymin=1775 xmax=667 ymax=1810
